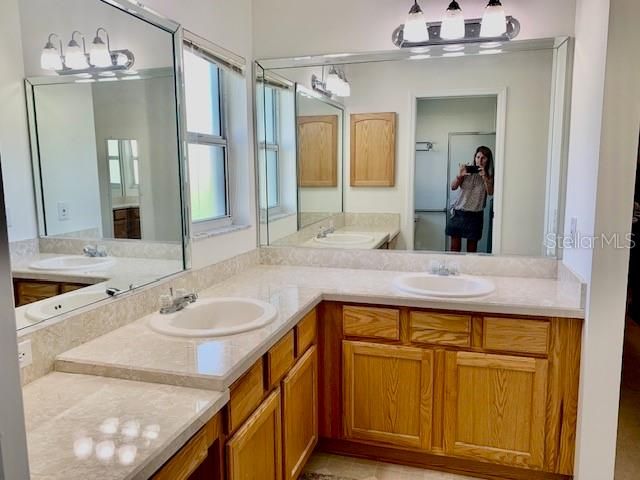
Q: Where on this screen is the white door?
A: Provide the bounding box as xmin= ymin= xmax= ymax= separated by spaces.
xmin=414 ymin=144 xmax=448 ymax=251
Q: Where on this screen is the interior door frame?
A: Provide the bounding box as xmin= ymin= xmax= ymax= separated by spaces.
xmin=406 ymin=88 xmax=507 ymax=254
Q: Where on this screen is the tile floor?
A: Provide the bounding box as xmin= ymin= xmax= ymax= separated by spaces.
xmin=301 ymin=453 xmax=478 ymax=480
xmin=615 ymin=317 xmax=640 ymax=479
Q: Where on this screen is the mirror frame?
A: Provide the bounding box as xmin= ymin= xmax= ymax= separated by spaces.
xmin=23 ymin=0 xmax=192 ymax=271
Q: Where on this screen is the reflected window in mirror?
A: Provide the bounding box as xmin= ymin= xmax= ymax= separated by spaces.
xmin=264 ymin=86 xmax=280 ymax=210
xmin=183 ymin=45 xmax=230 ymax=230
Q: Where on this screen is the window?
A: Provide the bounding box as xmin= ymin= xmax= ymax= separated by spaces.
xmin=183 ymin=46 xmax=229 ymax=225
xmin=263 ymin=86 xmax=279 ymax=209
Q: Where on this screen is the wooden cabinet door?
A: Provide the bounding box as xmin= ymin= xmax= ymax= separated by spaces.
xmin=343 ymin=341 xmax=433 ymax=450
xmin=350 ymin=112 xmax=396 ymax=186
xmin=444 ymin=351 xmax=548 ymax=469
xmin=282 ymin=345 xmax=318 ymax=480
xmin=297 ymin=115 xmax=338 ymax=187
xmin=227 ymin=389 xmax=282 ymax=480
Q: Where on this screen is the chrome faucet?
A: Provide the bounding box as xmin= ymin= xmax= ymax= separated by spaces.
xmin=83 ymin=244 xmax=107 ymax=257
xmin=316 ymin=222 xmax=336 ymax=239
xmin=430 ymin=260 xmax=460 ymax=276
xmin=159 ymin=288 xmax=198 ymax=314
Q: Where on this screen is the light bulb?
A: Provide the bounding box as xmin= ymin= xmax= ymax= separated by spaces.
xmin=41 ymin=43 xmax=62 ymax=70
xmin=90 ymin=37 xmax=111 ymax=67
xmin=441 ymin=1 xmax=466 ymax=41
xmin=480 ymin=0 xmax=507 ymax=37
xmin=325 ymin=69 xmax=341 ymax=93
xmin=403 ymin=1 xmax=429 ymax=43
xmin=65 ymin=39 xmax=88 ymax=70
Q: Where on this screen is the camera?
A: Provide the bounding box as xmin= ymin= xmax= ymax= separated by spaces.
xmin=465 ymin=165 xmax=480 ymax=174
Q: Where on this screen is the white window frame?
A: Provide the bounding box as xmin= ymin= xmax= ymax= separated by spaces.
xmin=262 ymin=85 xmax=281 ymax=212
xmin=184 ymin=41 xmax=232 ymax=233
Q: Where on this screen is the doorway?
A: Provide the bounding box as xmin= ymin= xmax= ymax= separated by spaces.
xmin=413 ymin=96 xmax=498 ymax=253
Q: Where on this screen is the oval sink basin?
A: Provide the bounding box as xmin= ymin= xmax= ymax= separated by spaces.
xmin=29 ymin=256 xmax=115 ymax=272
xmin=148 ymin=297 xmax=278 ymax=338
xmin=314 ymin=233 xmax=374 ymax=245
xmin=393 ymin=273 xmax=495 ymax=298
xmin=25 ymin=290 xmax=109 ymax=321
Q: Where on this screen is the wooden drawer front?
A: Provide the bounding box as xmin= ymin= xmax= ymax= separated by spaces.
xmin=113 ymin=208 xmax=128 ymax=220
xmin=16 ymin=281 xmax=60 ymax=306
xmin=229 ymin=360 xmax=265 ymax=432
xmin=296 ymin=309 xmax=317 ymax=356
xmin=267 ymin=331 xmax=295 ymax=388
xmin=153 ymin=415 xmax=219 ymax=480
xmin=343 ymin=306 xmax=400 ymax=340
xmin=410 ymin=312 xmax=471 ymax=347
xmin=483 ymin=318 xmax=550 ymax=355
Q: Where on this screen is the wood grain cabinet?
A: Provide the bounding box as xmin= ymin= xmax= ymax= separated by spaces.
xmin=350 ymin=112 xmax=396 ymax=187
xmin=443 ymin=351 xmax=548 ymax=469
xmin=227 ymin=389 xmax=283 ymax=480
xmin=297 ymin=115 xmax=338 ymax=187
xmin=282 ymin=345 xmax=319 ymax=480
xmin=343 ymin=341 xmax=433 ymax=450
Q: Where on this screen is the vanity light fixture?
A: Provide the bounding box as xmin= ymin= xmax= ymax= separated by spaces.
xmin=441 ymin=1 xmax=465 ymax=41
xmin=392 ymin=0 xmax=519 ymax=48
xmin=90 ymin=28 xmax=112 ymax=67
xmin=325 ymin=67 xmax=342 ymax=94
xmin=40 ymin=28 xmax=135 ymax=76
xmin=40 ymin=34 xmax=63 ymax=70
xmin=480 ymin=0 xmax=507 ymax=37
xmin=65 ymin=31 xmax=89 ymax=70
xmin=403 ymin=1 xmax=429 ymax=43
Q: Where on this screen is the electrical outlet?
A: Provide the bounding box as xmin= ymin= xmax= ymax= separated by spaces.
xmin=57 ymin=202 xmax=70 ymax=221
xmin=570 ymin=217 xmax=578 ymax=238
xmin=18 ymin=340 xmax=32 ymax=368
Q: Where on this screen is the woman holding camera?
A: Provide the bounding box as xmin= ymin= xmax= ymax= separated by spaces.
xmin=445 ymin=146 xmax=494 ymax=253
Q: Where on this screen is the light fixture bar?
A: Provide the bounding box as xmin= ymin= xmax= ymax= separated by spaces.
xmin=311 ymin=74 xmax=332 ymax=98
xmin=56 ymin=49 xmax=135 ymax=76
xmin=392 ymin=16 xmax=520 ymax=48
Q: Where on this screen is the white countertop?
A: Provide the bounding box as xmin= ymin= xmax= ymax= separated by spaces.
xmin=56 ymin=264 xmax=584 ymax=392
xmin=23 ymin=372 xmax=228 ymax=480
xmin=12 ymin=254 xmax=182 ymax=330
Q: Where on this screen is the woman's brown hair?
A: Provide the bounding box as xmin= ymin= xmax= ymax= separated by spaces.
xmin=475 ymin=146 xmax=494 ymax=177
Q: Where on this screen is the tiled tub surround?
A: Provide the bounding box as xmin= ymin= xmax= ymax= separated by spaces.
xmin=16 ymin=248 xmax=260 ymax=385
xmin=56 ymin=263 xmax=584 ymax=392
xmin=12 ymin=254 xmax=184 ymax=331
xmin=22 ymin=372 xmax=228 ymax=480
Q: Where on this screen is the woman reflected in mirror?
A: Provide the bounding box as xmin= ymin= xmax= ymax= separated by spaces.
xmin=445 ymin=146 xmax=494 ymax=253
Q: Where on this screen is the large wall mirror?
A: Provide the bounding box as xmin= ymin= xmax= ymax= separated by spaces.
xmin=12 ymin=0 xmax=189 ymax=331
xmin=256 ymin=37 xmax=572 ymax=258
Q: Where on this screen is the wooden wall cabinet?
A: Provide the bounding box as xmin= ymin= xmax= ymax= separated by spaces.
xmin=350 ymin=112 xmax=396 ymax=187
xmin=113 ymin=206 xmax=141 ymax=239
xmin=297 ymin=115 xmax=338 ymax=187
xmin=343 ymin=341 xmax=433 ymax=450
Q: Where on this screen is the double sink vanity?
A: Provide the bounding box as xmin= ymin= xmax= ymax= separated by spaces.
xmin=21 ymin=253 xmax=585 ymax=480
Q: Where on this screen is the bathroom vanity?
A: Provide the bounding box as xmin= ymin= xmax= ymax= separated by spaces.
xmin=150 ymin=302 xmax=580 ymax=480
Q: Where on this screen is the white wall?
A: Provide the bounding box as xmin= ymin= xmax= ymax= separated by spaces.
xmin=34 ymin=83 xmax=102 ymax=236
xmin=566 ymin=0 xmax=640 ymax=478
xmin=0 ymin=159 xmax=30 ymax=478
xmin=142 ymin=0 xmax=257 ymax=268
xmin=0 ymin=0 xmax=38 ymax=243
xmin=316 ymin=50 xmax=553 ymax=253
xmin=252 ymin=0 xmax=577 ymax=58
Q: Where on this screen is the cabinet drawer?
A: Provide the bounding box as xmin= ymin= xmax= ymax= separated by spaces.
xmin=153 ymin=416 xmax=217 ymax=480
xmin=343 ymin=306 xmax=400 ymax=340
xmin=113 ymin=208 xmax=128 ymax=220
xmin=267 ymin=331 xmax=295 ymax=388
xmin=296 ymin=309 xmax=317 ymax=356
xmin=483 ymin=318 xmax=550 ymax=355
xmin=410 ymin=312 xmax=471 ymax=347
xmin=229 ymin=360 xmax=265 ymax=433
